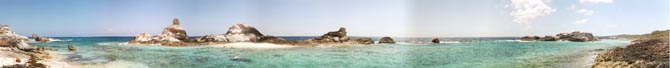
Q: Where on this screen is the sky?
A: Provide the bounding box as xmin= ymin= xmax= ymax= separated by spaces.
xmin=0 ymin=0 xmax=667 ymax=37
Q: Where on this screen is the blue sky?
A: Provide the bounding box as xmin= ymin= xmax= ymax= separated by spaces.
xmin=0 ymin=0 xmax=667 ymax=37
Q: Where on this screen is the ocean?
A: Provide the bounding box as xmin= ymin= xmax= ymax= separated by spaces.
xmin=28 ymin=37 xmax=630 ymax=68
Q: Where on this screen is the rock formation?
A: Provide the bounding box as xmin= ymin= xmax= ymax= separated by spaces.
xmin=556 ymin=31 xmax=598 ymax=42
xmin=307 ymin=27 xmax=349 ymax=43
xmin=378 ymin=37 xmax=395 ymax=44
xmin=31 ymin=34 xmax=51 ymax=42
xmin=129 ymin=18 xmax=189 ymax=45
xmin=432 ymin=38 xmax=440 ymax=43
xmin=520 ymin=31 xmax=598 ymax=42
xmin=68 ymin=45 xmax=76 ymax=51
xmin=223 ymin=24 xmax=264 ymax=42
xmin=592 ymin=38 xmax=669 ymax=68
xmin=0 ymin=25 xmax=34 ymax=50
xmin=195 ymin=24 xmax=265 ymax=43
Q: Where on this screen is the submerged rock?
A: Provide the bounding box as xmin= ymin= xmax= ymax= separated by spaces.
xmin=347 ymin=38 xmax=374 ymax=45
xmin=31 ymin=34 xmax=51 ymax=42
xmin=231 ymin=56 xmax=251 ymax=62
xmin=195 ymin=24 xmax=265 ymax=43
xmin=378 ymin=37 xmax=395 ymax=44
xmin=432 ymin=38 xmax=440 ymax=43
xmin=68 ymin=45 xmax=76 ymax=51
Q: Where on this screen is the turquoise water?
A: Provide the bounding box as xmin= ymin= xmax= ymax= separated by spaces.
xmin=29 ymin=37 xmax=630 ymax=68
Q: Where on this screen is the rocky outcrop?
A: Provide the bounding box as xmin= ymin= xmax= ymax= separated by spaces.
xmin=195 ymin=24 xmax=265 ymax=43
xmin=378 ymin=37 xmax=395 ymax=44
xmin=592 ymin=38 xmax=669 ymax=68
xmin=31 ymin=34 xmax=51 ymax=42
xmin=432 ymin=38 xmax=440 ymax=43
xmin=520 ymin=31 xmax=598 ymax=42
xmin=68 ymin=45 xmax=76 ymax=51
xmin=0 ymin=25 xmax=34 ymax=50
xmin=307 ymin=28 xmax=349 ymax=43
xmin=129 ymin=18 xmax=189 ymax=45
xmin=556 ymin=31 xmax=598 ymax=42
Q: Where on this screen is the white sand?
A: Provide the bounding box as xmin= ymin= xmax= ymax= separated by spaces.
xmin=206 ymin=42 xmax=296 ymax=49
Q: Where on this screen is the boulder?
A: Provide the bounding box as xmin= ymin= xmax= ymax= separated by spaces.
xmin=257 ymin=36 xmax=287 ymax=44
xmin=378 ymin=37 xmax=395 ymax=44
xmin=129 ymin=18 xmax=190 ymax=45
xmin=347 ymin=38 xmax=374 ymax=45
xmin=223 ymin=24 xmax=264 ymax=42
xmin=158 ymin=18 xmax=189 ymax=42
xmin=31 ymin=34 xmax=51 ymax=42
xmin=556 ymin=31 xmax=598 ymax=42
xmin=432 ymin=38 xmax=440 ymax=43
xmin=308 ymin=27 xmax=349 ymax=43
xmin=195 ymin=34 xmax=227 ymax=42
xmin=68 ymin=45 xmax=76 ymax=51
xmin=195 ymin=24 xmax=265 ymax=43
xmin=540 ymin=35 xmax=558 ymax=41
xmin=0 ymin=25 xmax=34 ymax=50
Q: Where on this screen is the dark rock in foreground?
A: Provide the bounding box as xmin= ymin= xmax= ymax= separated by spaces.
xmin=592 ymin=38 xmax=669 ymax=68
xmin=378 ymin=37 xmax=395 ymax=44
xmin=432 ymin=38 xmax=440 ymax=43
xmin=31 ymin=34 xmax=51 ymax=42
xmin=521 ymin=31 xmax=598 ymax=42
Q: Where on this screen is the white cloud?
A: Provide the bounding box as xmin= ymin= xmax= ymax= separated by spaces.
xmin=574 ymin=18 xmax=590 ymax=24
xmin=509 ymin=0 xmax=556 ymax=26
xmin=579 ymin=0 xmax=614 ymax=4
xmin=576 ymin=9 xmax=594 ymax=16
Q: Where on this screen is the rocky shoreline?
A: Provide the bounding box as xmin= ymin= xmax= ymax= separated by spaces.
xmin=0 ymin=25 xmax=70 ymax=68
xmin=129 ymin=18 xmax=392 ymax=46
xmin=592 ymin=30 xmax=669 ymax=68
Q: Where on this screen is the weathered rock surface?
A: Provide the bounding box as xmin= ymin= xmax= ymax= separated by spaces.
xmin=31 ymin=34 xmax=51 ymax=42
xmin=129 ymin=18 xmax=189 ymax=45
xmin=68 ymin=45 xmax=76 ymax=51
xmin=432 ymin=38 xmax=440 ymax=43
xmin=195 ymin=24 xmax=265 ymax=43
xmin=223 ymin=24 xmax=264 ymax=42
xmin=378 ymin=37 xmax=395 ymax=44
xmin=346 ymin=38 xmax=374 ymax=45
xmin=257 ymin=36 xmax=287 ymax=44
xmin=0 ymin=25 xmax=34 ymax=50
xmin=520 ymin=31 xmax=598 ymax=42
xmin=592 ymin=38 xmax=669 ymax=68
xmin=195 ymin=34 xmax=227 ymax=42
xmin=307 ymin=28 xmax=349 ymax=43
xmin=556 ymin=31 xmax=598 ymax=42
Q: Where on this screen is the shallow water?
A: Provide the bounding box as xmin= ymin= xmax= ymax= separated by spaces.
xmin=29 ymin=37 xmax=629 ymax=68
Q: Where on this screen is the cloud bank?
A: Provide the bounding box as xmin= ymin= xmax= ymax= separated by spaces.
xmin=509 ymin=0 xmax=556 ymax=27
